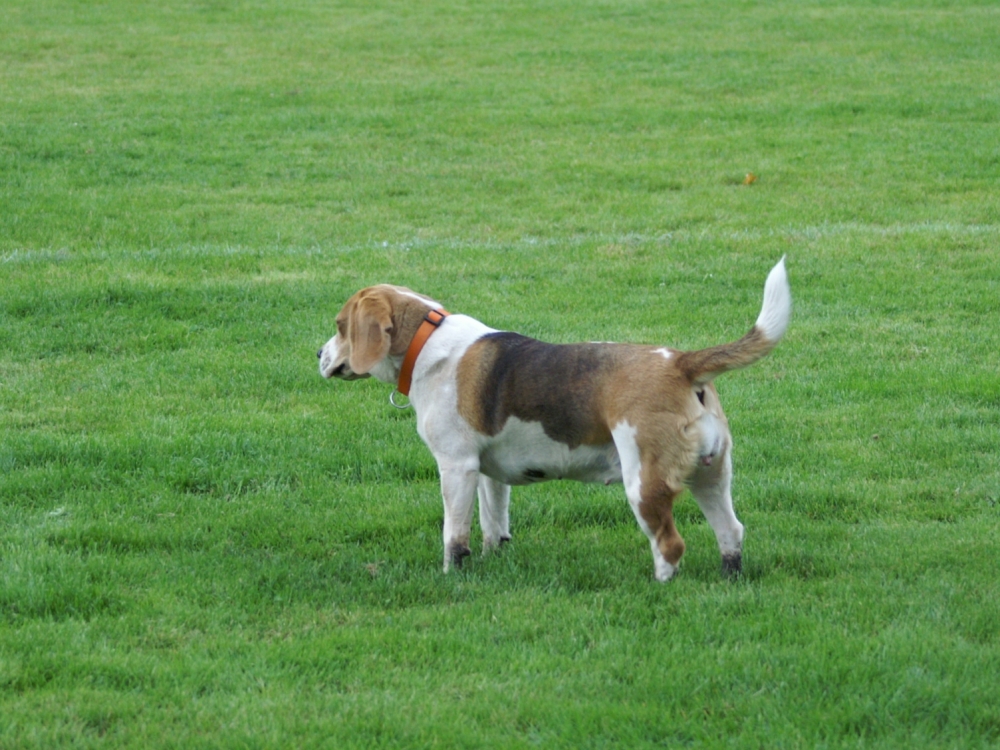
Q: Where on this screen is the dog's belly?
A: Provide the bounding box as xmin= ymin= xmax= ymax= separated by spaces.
xmin=477 ymin=416 xmax=623 ymax=486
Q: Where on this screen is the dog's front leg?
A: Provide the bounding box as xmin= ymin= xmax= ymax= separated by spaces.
xmin=438 ymin=461 xmax=480 ymax=572
xmin=478 ymin=475 xmax=511 ymax=553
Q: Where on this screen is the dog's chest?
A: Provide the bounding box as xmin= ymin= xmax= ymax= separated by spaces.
xmin=478 ymin=416 xmax=623 ymax=486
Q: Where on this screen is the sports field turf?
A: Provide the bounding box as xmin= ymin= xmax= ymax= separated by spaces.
xmin=2 ymin=1 xmax=999 ymax=746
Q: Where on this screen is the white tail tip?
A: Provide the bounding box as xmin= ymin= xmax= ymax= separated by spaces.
xmin=754 ymin=256 xmax=791 ymax=342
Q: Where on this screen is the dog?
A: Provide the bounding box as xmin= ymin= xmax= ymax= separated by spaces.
xmin=318 ymin=259 xmax=790 ymax=581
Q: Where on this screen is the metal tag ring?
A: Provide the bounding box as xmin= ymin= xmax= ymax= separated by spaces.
xmin=389 ymin=390 xmax=411 ymax=410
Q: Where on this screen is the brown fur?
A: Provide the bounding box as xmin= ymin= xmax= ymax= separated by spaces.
xmin=674 ymin=325 xmax=775 ymax=384
xmin=456 ymin=333 xmax=627 ymax=447
xmin=335 ymin=285 xmax=440 ymax=375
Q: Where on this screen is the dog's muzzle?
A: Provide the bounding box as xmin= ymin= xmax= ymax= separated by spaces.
xmin=318 ymin=339 xmax=340 ymax=379
xmin=319 ymin=340 xmax=365 ymax=380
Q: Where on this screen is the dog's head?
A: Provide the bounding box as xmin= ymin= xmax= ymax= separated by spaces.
xmin=318 ymin=285 xmax=442 ymax=384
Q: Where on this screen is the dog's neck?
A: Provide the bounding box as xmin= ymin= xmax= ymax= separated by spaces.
xmin=396 ymin=308 xmax=450 ymax=396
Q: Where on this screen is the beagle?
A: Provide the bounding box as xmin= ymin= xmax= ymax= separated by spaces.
xmin=318 ymin=259 xmax=790 ymax=581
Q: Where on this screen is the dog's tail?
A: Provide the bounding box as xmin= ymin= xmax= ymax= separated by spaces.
xmin=674 ymin=257 xmax=791 ymax=385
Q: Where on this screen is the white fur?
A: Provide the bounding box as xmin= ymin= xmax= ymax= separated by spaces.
xmin=695 ymin=410 xmax=723 ymax=466
xmin=611 ymin=422 xmax=642 ymax=502
xmin=755 ymin=256 xmax=791 ymax=343
xmin=689 ymin=450 xmax=744 ymax=563
xmin=477 ymin=475 xmax=511 ymax=550
xmin=319 ymin=334 xmax=405 ymax=384
xmin=318 ymin=335 xmax=342 ymax=379
xmin=478 ymin=417 xmax=622 ymax=486
xmin=392 ymin=287 xmax=444 ymax=309
xmin=653 ymin=347 xmax=673 ymax=360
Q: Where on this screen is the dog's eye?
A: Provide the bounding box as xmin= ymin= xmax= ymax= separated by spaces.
xmin=696 ymin=389 xmax=706 ymax=406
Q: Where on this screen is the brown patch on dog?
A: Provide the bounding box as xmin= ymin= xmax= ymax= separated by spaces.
xmin=457 ymin=333 xmax=629 ymax=448
xmin=334 ymin=285 xmax=440 ymax=375
xmin=674 ymin=325 xmax=775 ymax=385
xmin=635 ymin=460 xmax=686 ymax=566
xmin=344 ymin=293 xmax=393 ymax=374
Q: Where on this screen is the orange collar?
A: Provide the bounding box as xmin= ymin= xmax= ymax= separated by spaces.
xmin=397 ymin=308 xmax=450 ymax=397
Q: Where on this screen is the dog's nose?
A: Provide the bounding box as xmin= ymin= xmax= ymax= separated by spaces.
xmin=317 ymin=349 xmax=323 ymax=359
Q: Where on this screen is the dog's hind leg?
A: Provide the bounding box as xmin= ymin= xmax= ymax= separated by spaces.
xmin=477 ymin=475 xmax=511 ymax=553
xmin=689 ymin=449 xmax=744 ymax=577
xmin=613 ymin=423 xmax=685 ymax=581
xmin=633 ymin=481 xmax=686 ymax=583
xmin=438 ymin=461 xmax=480 ymax=572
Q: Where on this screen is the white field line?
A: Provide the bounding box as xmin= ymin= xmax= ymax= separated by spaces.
xmin=3 ymin=222 xmax=1000 ymax=264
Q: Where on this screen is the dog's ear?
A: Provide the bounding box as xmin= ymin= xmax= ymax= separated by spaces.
xmin=347 ymin=294 xmax=393 ymax=374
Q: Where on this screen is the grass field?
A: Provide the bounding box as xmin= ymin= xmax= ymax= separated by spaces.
xmin=2 ymin=0 xmax=999 ymax=747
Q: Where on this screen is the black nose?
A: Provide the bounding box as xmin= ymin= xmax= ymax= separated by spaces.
xmin=317 ymin=349 xmax=323 ymax=359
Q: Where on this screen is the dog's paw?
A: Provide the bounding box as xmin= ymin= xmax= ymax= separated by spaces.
xmin=654 ymin=559 xmax=678 ymax=582
xmin=721 ymin=552 xmax=743 ymax=578
xmin=446 ymin=542 xmax=472 ymax=570
xmin=482 ymin=534 xmax=512 ymax=554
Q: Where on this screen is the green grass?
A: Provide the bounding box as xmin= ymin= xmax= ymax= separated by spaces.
xmin=2 ymin=0 xmax=999 ymax=747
